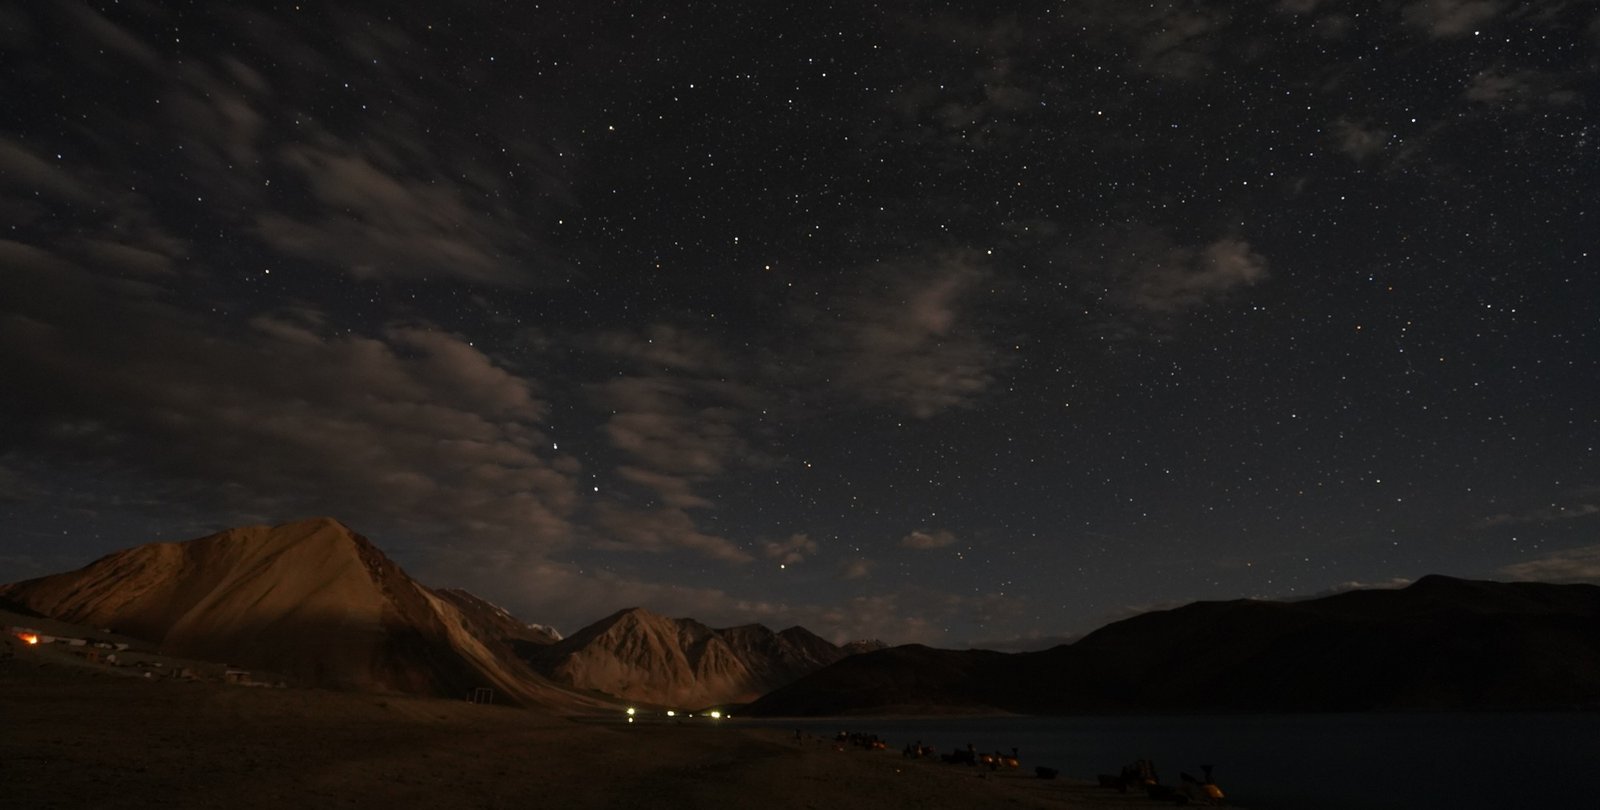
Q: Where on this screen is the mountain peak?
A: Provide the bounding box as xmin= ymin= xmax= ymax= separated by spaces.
xmin=253 ymin=515 xmax=359 ymax=542
xmin=553 ymin=606 xmax=673 ymax=649
xmin=2 ymin=520 xmax=472 ymax=694
xmin=0 ymin=519 xmax=611 ymax=710
xmin=284 ymin=515 xmax=351 ymax=530
xmin=592 ymin=606 xmax=659 ymax=624
xmin=526 ymin=610 xmax=844 ymax=708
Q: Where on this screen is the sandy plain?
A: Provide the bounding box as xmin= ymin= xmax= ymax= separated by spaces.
xmin=2 ymin=643 xmax=1194 ymax=809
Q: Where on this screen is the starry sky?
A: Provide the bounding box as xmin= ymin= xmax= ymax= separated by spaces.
xmin=2 ymin=1 xmax=1597 ymax=648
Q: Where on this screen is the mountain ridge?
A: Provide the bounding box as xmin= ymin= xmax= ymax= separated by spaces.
xmin=0 ymin=517 xmax=601 ymax=709
xmin=523 ymin=605 xmax=849 ymax=708
xmin=15 ymin=521 xmax=1588 ymax=717
xmin=748 ymin=576 xmax=1600 ymax=716
xmin=0 ymin=518 xmax=848 ymax=711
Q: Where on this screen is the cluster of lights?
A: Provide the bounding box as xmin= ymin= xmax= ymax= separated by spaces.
xmin=623 ymin=707 xmax=728 ymax=722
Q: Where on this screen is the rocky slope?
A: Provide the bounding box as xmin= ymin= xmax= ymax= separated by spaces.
xmin=526 ymin=607 xmax=847 ymax=708
xmin=435 ymin=587 xmax=563 ymax=656
xmin=0 ymin=517 xmax=598 ymax=709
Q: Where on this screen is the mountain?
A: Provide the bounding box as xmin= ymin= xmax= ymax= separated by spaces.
xmin=745 ymin=644 xmax=1015 ymax=716
xmin=748 ymin=576 xmax=1600 ymax=716
xmin=719 ymin=624 xmax=844 ymax=688
xmin=525 ymin=607 xmax=847 ymax=708
xmin=841 ymin=639 xmax=889 ymax=655
xmin=0 ymin=517 xmax=598 ymax=709
xmin=527 ymin=623 xmax=564 ymax=642
xmin=436 ymin=588 xmax=563 ymax=650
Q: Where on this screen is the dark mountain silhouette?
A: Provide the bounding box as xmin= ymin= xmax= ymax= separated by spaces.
xmin=746 ymin=644 xmax=1016 ymax=716
xmin=523 ymin=607 xmax=847 ymax=708
xmin=748 ymin=576 xmax=1600 ymax=716
xmin=841 ymin=639 xmax=890 ymax=655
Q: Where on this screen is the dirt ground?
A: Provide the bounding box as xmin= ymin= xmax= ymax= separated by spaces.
xmin=1 ymin=651 xmax=1198 ymax=809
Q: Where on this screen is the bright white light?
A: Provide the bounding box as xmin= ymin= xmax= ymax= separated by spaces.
xmin=709 ymin=710 xmax=722 ymax=719
xmin=626 ymin=707 xmax=636 ymax=716
xmin=665 ymin=710 xmax=676 ymax=717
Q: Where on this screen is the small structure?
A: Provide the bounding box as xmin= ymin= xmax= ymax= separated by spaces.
xmin=223 ymin=667 xmax=252 ymax=685
xmin=11 ymin=628 xmax=89 ymax=646
xmin=469 ymin=687 xmax=494 ymax=705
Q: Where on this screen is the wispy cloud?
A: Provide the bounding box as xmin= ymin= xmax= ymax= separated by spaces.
xmin=0 ymin=248 xmax=577 ymax=547
xmin=763 ymin=533 xmax=819 ymax=566
xmin=1463 ymin=69 xmax=1579 ymax=109
xmin=1500 ymin=546 xmax=1600 ymax=583
xmin=1131 ymin=9 xmax=1228 ymax=81
xmin=1116 ymin=237 xmax=1269 ymax=314
xmin=0 ymin=137 xmax=95 ymax=203
xmin=591 ymin=503 xmax=752 ymax=564
xmin=594 ymin=324 xmax=734 ymax=376
xmin=256 ymin=140 xmax=540 ymax=284
xmin=1401 ymin=0 xmax=1505 ymax=38
xmin=901 ymin=528 xmax=958 ymax=550
xmin=1482 ymin=503 xmax=1600 ymax=527
xmin=839 ymin=558 xmax=875 ymax=580
xmin=585 ymin=370 xmax=764 ymax=562
xmin=19 ymin=3 xmax=572 ymax=287
xmin=1080 ymin=226 xmax=1270 ymax=317
xmin=888 ymin=13 xmax=1042 ymax=150
xmin=1332 ymin=118 xmax=1392 ymax=162
xmin=583 ymin=331 xmax=769 ymax=563
xmin=818 ymin=251 xmax=1002 ymax=419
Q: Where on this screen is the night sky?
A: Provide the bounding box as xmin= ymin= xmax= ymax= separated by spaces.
xmin=2 ymin=1 xmax=1596 ymax=648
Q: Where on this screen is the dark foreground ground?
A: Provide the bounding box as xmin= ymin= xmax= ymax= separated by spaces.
xmin=1 ymin=643 xmax=1201 ymax=809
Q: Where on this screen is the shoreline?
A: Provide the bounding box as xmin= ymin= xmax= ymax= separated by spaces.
xmin=1 ymin=663 xmax=1198 ymax=808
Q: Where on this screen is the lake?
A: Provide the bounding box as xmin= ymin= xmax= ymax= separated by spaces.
xmin=732 ymin=713 xmax=1600 ymax=808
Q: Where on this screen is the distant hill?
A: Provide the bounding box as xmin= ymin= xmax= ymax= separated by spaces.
xmin=719 ymin=623 xmax=846 ymax=691
xmin=748 ymin=576 xmax=1600 ymax=716
xmin=0 ymin=517 xmax=601 ymax=709
xmin=841 ymin=639 xmax=889 ymax=655
xmin=745 ymin=644 xmax=1016 ymax=716
xmin=524 ymin=607 xmax=847 ymax=708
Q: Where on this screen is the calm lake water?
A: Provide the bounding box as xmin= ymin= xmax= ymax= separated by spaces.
xmin=733 ymin=713 xmax=1600 ymax=808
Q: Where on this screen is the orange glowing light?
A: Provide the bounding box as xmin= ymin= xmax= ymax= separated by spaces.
xmin=17 ymin=632 xmax=38 ymax=645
